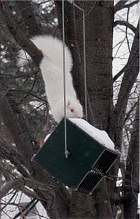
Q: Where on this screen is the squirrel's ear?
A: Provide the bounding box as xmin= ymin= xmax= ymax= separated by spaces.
xmin=67 ymin=100 xmax=71 ymax=109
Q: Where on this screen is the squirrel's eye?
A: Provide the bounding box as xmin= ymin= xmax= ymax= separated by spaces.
xmin=71 ymin=109 xmax=74 ymax=112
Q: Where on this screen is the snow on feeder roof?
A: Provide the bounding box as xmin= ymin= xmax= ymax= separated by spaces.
xmin=69 ymin=118 xmax=115 ymax=150
xmin=33 ymin=118 xmax=120 ymax=194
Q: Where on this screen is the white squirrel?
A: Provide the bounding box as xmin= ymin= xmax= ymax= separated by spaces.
xmin=18 ymin=35 xmax=83 ymax=122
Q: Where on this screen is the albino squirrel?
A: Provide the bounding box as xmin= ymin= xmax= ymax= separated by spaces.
xmin=18 ymin=35 xmax=83 ymax=122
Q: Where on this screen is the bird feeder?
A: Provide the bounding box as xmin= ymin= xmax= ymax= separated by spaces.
xmin=33 ymin=118 xmax=120 ymax=194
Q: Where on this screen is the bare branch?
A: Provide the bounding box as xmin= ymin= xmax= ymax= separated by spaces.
xmin=0 ymin=176 xmax=53 ymax=200
xmin=125 ymin=8 xmax=131 ymax=52
xmin=114 ymin=20 xmax=136 ymax=33
xmin=11 ymin=89 xmax=47 ymax=103
xmin=0 ymin=1 xmax=43 ymax=66
xmin=0 ymin=73 xmax=70 ymax=217
xmin=0 ymin=93 xmax=35 ymax=164
xmin=123 ymin=101 xmax=139 ymax=217
xmin=0 ymin=139 xmax=30 ymax=177
xmin=110 ymin=22 xmax=139 ymax=146
xmin=113 ymin=65 xmax=126 ymax=83
xmin=124 ymin=101 xmax=138 ymax=122
xmin=0 ymin=160 xmax=15 ymax=181
xmin=20 ymin=187 xmax=36 ymax=199
xmin=0 ymin=191 xmax=18 ymax=212
xmin=13 ymin=198 xmax=38 ymax=219
xmin=116 ymin=22 xmax=139 ymax=118
xmin=18 ymin=71 xmax=38 ymax=105
xmin=16 ymin=0 xmax=41 ymax=36
xmin=114 ymin=0 xmax=128 ymax=13
xmin=0 ymin=178 xmax=24 ymax=199
xmin=119 ymin=0 xmax=139 ymax=11
xmin=113 ymin=19 xmax=138 ymax=82
xmin=114 ymin=0 xmax=138 ymax=13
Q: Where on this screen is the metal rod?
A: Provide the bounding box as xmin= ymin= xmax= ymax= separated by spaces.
xmin=62 ymin=0 xmax=87 ymax=158
xmin=62 ymin=0 xmax=69 ymax=158
xmin=83 ymin=10 xmax=88 ymax=121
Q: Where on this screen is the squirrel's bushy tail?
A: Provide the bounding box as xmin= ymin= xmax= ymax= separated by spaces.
xmin=17 ymin=35 xmax=73 ymax=73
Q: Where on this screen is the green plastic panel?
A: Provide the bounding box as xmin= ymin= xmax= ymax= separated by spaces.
xmin=33 ymin=118 xmax=119 ymax=189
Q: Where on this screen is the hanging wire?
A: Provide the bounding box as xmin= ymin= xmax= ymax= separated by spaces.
xmin=83 ymin=9 xmax=88 ymax=121
xmin=73 ymin=2 xmax=88 ymax=121
xmin=62 ymin=0 xmax=87 ymax=157
xmin=62 ymin=0 xmax=69 ymax=158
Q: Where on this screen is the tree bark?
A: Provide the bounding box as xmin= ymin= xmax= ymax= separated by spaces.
xmin=56 ymin=1 xmax=115 ymax=218
xmin=75 ymin=1 xmax=114 ymax=132
xmin=123 ymin=102 xmax=139 ymax=218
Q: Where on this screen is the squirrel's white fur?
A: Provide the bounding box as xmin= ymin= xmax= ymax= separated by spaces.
xmin=18 ymin=35 xmax=83 ymax=122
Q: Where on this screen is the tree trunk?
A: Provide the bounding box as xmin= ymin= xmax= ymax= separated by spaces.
xmin=56 ymin=1 xmax=115 ymax=218
xmin=123 ymin=102 xmax=139 ymax=218
xmin=75 ymin=1 xmax=114 ymax=131
xmin=75 ymin=2 xmax=115 ymax=218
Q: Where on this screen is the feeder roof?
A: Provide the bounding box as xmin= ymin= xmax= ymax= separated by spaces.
xmin=69 ymin=118 xmax=115 ymax=150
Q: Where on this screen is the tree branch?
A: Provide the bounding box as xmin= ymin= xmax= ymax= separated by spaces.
xmin=16 ymin=0 xmax=41 ymax=37
xmin=118 ymin=0 xmax=139 ymax=11
xmin=0 ymin=160 xmax=14 ymax=181
xmin=0 ymin=75 xmax=70 ymax=219
xmin=114 ymin=0 xmax=128 ymax=13
xmin=110 ymin=22 xmax=139 ymax=146
xmin=114 ymin=20 xmax=136 ymax=33
xmin=113 ymin=65 xmax=126 ymax=83
xmin=0 ymin=75 xmax=41 ymax=174
xmin=20 ymin=187 xmax=37 ymax=199
xmin=115 ymin=22 xmax=139 ymax=121
xmin=0 ymin=176 xmax=54 ymax=200
xmin=0 ymin=139 xmax=30 ymax=177
xmin=114 ymin=0 xmax=138 ymax=13
xmin=123 ymin=101 xmax=139 ymax=218
xmin=124 ymin=101 xmax=138 ymax=122
xmin=0 ymin=1 xmax=43 ymax=66
xmin=0 ymin=178 xmax=24 ymax=199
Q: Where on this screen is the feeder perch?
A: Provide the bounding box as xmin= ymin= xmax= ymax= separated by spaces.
xmin=33 ymin=118 xmax=120 ymax=194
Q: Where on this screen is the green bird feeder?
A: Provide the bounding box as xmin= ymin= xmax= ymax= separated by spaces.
xmin=33 ymin=118 xmax=120 ymax=194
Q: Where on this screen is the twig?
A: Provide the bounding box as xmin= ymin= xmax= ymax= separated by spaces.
xmin=124 ymin=101 xmax=138 ymax=122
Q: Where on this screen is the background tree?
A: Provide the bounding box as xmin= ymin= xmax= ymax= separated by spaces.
xmin=0 ymin=0 xmax=139 ymax=218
